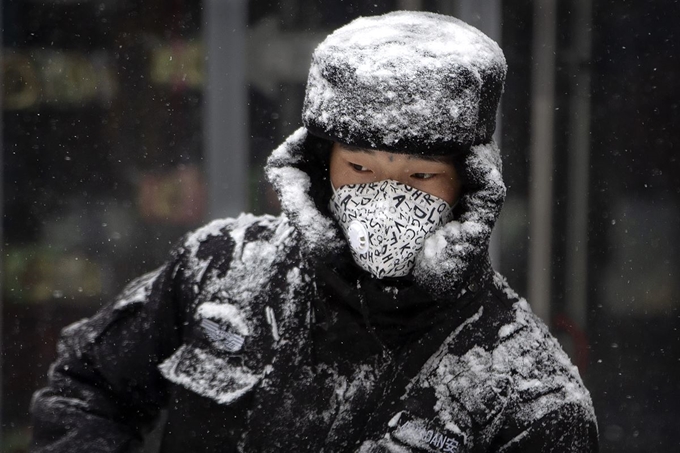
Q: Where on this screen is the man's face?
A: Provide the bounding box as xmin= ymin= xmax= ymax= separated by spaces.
xmin=329 ymin=142 xmax=462 ymax=206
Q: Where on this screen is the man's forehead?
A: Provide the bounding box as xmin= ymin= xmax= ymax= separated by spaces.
xmin=336 ymin=143 xmax=452 ymax=163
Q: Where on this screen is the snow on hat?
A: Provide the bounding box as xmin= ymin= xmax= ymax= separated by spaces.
xmin=302 ymin=11 xmax=507 ymax=155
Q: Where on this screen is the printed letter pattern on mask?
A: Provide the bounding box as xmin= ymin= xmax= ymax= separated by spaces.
xmin=329 ymin=180 xmax=453 ymax=279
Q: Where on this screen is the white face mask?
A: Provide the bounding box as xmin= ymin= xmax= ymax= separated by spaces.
xmin=329 ymin=180 xmax=454 ymax=279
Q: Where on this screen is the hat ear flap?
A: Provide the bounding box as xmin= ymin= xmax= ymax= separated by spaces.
xmin=300 ymin=134 xmax=334 ymax=215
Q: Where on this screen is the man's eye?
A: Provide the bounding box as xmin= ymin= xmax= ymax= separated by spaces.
xmin=350 ymin=163 xmax=371 ymax=172
xmin=412 ymin=172 xmax=435 ymax=180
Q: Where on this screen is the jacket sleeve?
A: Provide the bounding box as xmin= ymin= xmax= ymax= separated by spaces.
xmin=496 ymin=402 xmax=599 ymax=453
xmin=356 ymin=401 xmax=598 ymax=453
xmin=30 ymin=248 xmax=188 ymax=453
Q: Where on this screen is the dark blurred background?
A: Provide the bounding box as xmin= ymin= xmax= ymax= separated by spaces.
xmin=1 ymin=0 xmax=678 ymax=451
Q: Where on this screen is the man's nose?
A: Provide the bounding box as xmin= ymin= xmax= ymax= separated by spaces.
xmin=376 ymin=172 xmax=411 ymax=187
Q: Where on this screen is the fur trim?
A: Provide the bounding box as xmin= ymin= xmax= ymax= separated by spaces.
xmin=265 ymin=128 xmax=345 ymax=260
xmin=413 ymin=141 xmax=505 ymax=299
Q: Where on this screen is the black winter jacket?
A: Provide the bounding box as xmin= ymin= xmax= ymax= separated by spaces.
xmin=31 ymin=128 xmax=598 ymax=452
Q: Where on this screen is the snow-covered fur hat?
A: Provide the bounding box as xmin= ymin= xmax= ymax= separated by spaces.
xmin=302 ymin=11 xmax=507 ymax=155
xmin=266 ymin=11 xmax=507 ymax=300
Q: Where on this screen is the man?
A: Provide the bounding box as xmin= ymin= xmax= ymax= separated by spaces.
xmin=31 ymin=11 xmax=598 ymax=452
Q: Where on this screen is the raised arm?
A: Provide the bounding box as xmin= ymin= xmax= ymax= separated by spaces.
xmin=30 ymin=251 xmax=187 ymax=453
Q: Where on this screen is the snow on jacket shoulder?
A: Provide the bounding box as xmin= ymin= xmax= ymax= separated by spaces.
xmin=29 ymin=213 xmax=300 ymax=452
xmin=158 ymin=214 xmax=299 ymax=405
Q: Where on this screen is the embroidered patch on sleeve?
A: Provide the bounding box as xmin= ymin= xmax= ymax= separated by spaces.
xmin=200 ymin=318 xmax=245 ymax=352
